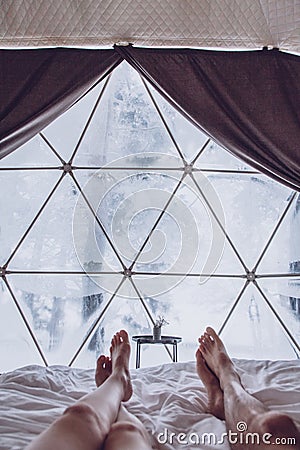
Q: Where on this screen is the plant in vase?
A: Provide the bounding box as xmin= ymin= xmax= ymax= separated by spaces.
xmin=153 ymin=316 xmax=169 ymax=340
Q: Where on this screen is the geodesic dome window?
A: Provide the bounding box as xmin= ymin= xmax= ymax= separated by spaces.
xmin=0 ymin=61 xmax=299 ymax=371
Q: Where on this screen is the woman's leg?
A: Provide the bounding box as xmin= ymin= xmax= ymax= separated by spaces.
xmin=197 ymin=327 xmax=300 ymax=450
xmin=95 ymin=352 xmax=155 ymax=450
xmin=25 ymin=330 xmax=132 ymax=450
xmin=103 ymin=404 xmax=155 ymax=450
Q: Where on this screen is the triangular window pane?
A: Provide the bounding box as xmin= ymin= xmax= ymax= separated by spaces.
xmin=197 ymin=172 xmax=292 ymax=271
xmin=9 ymin=274 xmax=122 ymax=366
xmin=195 ymin=140 xmax=255 ymax=171
xmin=258 ymin=193 xmax=300 ymax=274
xmin=42 ymin=81 xmax=105 ymax=163
xmin=74 ymin=278 xmax=151 ymax=368
xmin=134 ymin=275 xmax=245 ymax=363
xmin=0 ymin=279 xmax=44 ymax=371
xmin=0 ymin=135 xmax=60 ymax=167
xmin=74 ymin=62 xmax=181 ymax=167
xmin=145 ymin=81 xmax=209 ymax=163
xmin=258 ymin=278 xmax=300 ymax=352
xmin=75 ymin=168 xmax=181 ymax=269
xmin=221 ymin=283 xmax=296 ymax=359
xmin=10 ymin=175 xmax=122 ymax=271
xmin=172 ymin=174 xmax=245 ymax=275
xmin=212 ymin=241 xmax=246 ymax=275
xmin=0 ymin=170 xmax=61 ymax=266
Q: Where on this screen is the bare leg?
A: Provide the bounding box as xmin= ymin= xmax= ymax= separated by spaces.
xmin=95 ymin=349 xmax=155 ymax=450
xmin=198 ymin=327 xmax=300 ymax=450
xmin=26 ymin=330 xmax=132 ymax=450
xmin=103 ymin=403 xmax=155 ymax=450
xmin=195 ymin=348 xmax=225 ymax=420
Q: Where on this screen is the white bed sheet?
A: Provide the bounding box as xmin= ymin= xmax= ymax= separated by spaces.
xmin=0 ymin=359 xmax=300 ymax=449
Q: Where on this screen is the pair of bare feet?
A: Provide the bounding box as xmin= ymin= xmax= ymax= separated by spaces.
xmin=196 ymin=326 xmax=240 ymax=420
xmin=96 ymin=326 xmax=235 ymax=422
xmin=95 ymin=329 xmax=133 ymax=402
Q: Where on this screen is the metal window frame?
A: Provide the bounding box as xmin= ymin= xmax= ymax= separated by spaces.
xmin=1 ymin=61 xmax=299 ymax=367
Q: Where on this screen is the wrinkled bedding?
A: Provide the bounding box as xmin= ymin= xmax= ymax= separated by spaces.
xmin=0 ymin=359 xmax=300 ymax=449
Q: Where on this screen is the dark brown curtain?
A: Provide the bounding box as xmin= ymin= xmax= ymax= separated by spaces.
xmin=117 ymin=46 xmax=300 ymax=191
xmin=1 ymin=46 xmax=299 ymax=191
xmin=0 ymin=48 xmax=122 ymax=159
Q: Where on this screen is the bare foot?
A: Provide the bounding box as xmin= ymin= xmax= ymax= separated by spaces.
xmin=198 ymin=327 xmax=239 ymax=389
xmin=196 ymin=348 xmax=225 ymax=420
xmin=95 ymin=355 xmax=112 ymax=387
xmin=110 ymin=330 xmax=133 ymax=402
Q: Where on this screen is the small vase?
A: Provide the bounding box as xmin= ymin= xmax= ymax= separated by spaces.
xmin=153 ymin=326 xmax=161 ymax=340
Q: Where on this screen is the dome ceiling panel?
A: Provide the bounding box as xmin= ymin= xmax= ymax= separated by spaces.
xmin=1 ymin=0 xmax=299 ymax=53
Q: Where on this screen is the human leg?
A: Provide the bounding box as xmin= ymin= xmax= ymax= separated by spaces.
xmin=195 ymin=348 xmax=225 ymax=420
xmin=25 ymin=330 xmax=132 ymax=450
xmin=198 ymin=327 xmax=300 ymax=450
xmin=95 ymin=350 xmax=155 ymax=450
xmin=103 ymin=404 xmax=155 ymax=450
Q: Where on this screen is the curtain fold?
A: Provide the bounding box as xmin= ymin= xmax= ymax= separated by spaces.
xmin=116 ymin=46 xmax=300 ymax=191
xmin=0 ymin=48 xmax=122 ymax=159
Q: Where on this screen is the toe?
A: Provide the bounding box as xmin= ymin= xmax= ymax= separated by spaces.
xmin=202 ymin=335 xmax=211 ymax=346
xmin=113 ymin=333 xmax=119 ymax=345
xmin=195 ymin=347 xmax=202 ymax=360
xmin=206 ymin=327 xmax=219 ymax=342
xmin=200 ymin=334 xmax=205 ymax=343
xmin=120 ymin=329 xmax=129 ymax=342
xmin=97 ymin=354 xmax=106 ymax=366
xmin=196 ymin=349 xmax=206 ymax=365
xmin=199 ymin=342 xmax=207 ymax=353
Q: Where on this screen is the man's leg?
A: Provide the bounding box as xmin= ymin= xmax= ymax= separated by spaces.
xmin=198 ymin=327 xmax=300 ymax=450
xmin=195 ymin=349 xmax=225 ymax=420
xmin=25 ymin=330 xmax=132 ymax=450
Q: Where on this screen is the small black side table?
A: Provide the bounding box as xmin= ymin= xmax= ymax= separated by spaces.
xmin=132 ymin=335 xmax=182 ymax=368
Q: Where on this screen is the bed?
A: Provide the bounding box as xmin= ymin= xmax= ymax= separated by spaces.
xmin=1 ymin=359 xmax=300 ymax=449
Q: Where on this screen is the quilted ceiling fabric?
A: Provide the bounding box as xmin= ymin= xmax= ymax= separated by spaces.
xmin=1 ymin=0 xmax=299 ymax=53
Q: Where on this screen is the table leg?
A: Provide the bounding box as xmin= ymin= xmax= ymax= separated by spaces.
xmin=173 ymin=343 xmax=178 ymax=362
xmin=136 ymin=342 xmax=141 ymax=368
